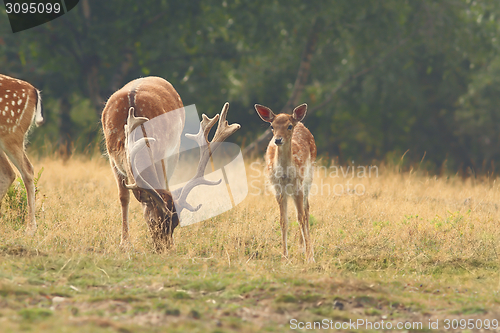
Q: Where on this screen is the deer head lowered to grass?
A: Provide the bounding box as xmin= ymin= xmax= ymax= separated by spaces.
xmin=254 ymin=103 xmax=316 ymax=263
xmin=102 ymin=76 xmax=240 ymax=252
xmin=0 ymin=74 xmax=44 ymax=236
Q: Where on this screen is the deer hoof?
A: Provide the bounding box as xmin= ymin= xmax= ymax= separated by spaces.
xmin=25 ymin=224 xmax=37 ymax=236
xmin=119 ymin=239 xmax=133 ymax=251
xmin=306 ymin=256 xmax=316 ymax=264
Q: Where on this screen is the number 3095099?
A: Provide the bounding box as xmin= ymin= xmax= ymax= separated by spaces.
xmin=443 ymin=318 xmax=498 ymax=330
xmin=5 ymin=2 xmax=61 ymax=14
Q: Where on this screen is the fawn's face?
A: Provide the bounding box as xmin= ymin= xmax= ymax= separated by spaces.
xmin=254 ymin=104 xmax=308 ymax=146
xmin=269 ymin=114 xmax=296 ymax=146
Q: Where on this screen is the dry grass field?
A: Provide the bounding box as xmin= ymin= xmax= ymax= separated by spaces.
xmin=1 ymin=154 xmax=500 ymax=332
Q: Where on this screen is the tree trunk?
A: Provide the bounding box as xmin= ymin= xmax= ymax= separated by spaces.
xmin=110 ymin=52 xmax=133 ymax=92
xmin=58 ymin=97 xmax=72 ymax=160
xmin=86 ymin=62 xmax=104 ymax=114
xmin=243 ymin=31 xmax=411 ymax=157
xmin=243 ymin=18 xmax=322 ymax=156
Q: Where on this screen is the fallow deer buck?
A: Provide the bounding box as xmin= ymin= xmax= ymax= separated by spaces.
xmin=255 ymin=103 xmax=316 ymax=262
xmin=102 ymin=76 xmax=240 ymax=252
xmin=0 ymin=74 xmax=44 ymax=235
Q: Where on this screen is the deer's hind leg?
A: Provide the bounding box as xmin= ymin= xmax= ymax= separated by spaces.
xmin=276 ymin=192 xmax=289 ymax=259
xmin=3 ymin=143 xmax=37 ymax=236
xmin=302 ymin=194 xmax=314 ymax=262
xmin=293 ymin=189 xmax=314 ymax=263
xmin=110 ymin=160 xmax=132 ymax=248
xmin=0 ymin=151 xmax=16 ymax=202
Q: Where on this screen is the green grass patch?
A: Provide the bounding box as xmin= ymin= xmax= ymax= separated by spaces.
xmin=19 ymin=308 xmax=53 ymax=322
xmin=0 ymin=250 xmax=498 ymax=332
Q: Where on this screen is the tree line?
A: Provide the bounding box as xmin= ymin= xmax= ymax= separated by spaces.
xmin=1 ymin=0 xmax=500 ymax=173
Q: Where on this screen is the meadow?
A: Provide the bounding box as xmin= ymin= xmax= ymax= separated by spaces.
xmin=1 ymin=153 xmax=500 ymax=332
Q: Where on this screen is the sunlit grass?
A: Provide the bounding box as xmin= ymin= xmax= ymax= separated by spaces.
xmin=1 ymin=154 xmax=500 ymax=331
xmin=2 ymin=155 xmax=499 ymax=270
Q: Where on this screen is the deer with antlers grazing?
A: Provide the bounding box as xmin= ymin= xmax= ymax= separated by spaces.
xmin=102 ymin=76 xmax=240 ymax=252
xmin=0 ymin=74 xmax=44 ymax=235
xmin=255 ymin=103 xmax=316 ymax=262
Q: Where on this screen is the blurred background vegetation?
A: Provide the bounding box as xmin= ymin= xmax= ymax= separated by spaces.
xmin=1 ymin=0 xmax=500 ymax=174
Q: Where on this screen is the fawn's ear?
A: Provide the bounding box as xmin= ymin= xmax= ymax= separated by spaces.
xmin=292 ymin=103 xmax=307 ymax=122
xmin=254 ymin=104 xmax=275 ymax=123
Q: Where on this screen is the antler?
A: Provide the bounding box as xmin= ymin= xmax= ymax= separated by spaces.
xmin=124 ymin=107 xmax=148 ymax=134
xmin=123 ymin=107 xmax=171 ymax=212
xmin=172 ymin=102 xmax=240 ymax=215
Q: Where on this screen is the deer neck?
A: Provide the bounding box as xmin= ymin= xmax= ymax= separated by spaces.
xmin=274 ymin=139 xmax=293 ymax=169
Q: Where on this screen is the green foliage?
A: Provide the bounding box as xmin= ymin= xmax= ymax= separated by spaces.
xmin=0 ymin=246 xmax=497 ymax=331
xmin=2 ymin=1 xmax=500 ymax=172
xmin=452 ymin=306 xmax=488 ymax=315
xmin=275 ymin=294 xmax=298 ymax=303
xmin=2 ymin=168 xmax=44 ymax=228
xmin=18 ymin=308 xmax=53 ymax=322
xmin=172 ymin=291 xmax=191 ymax=300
